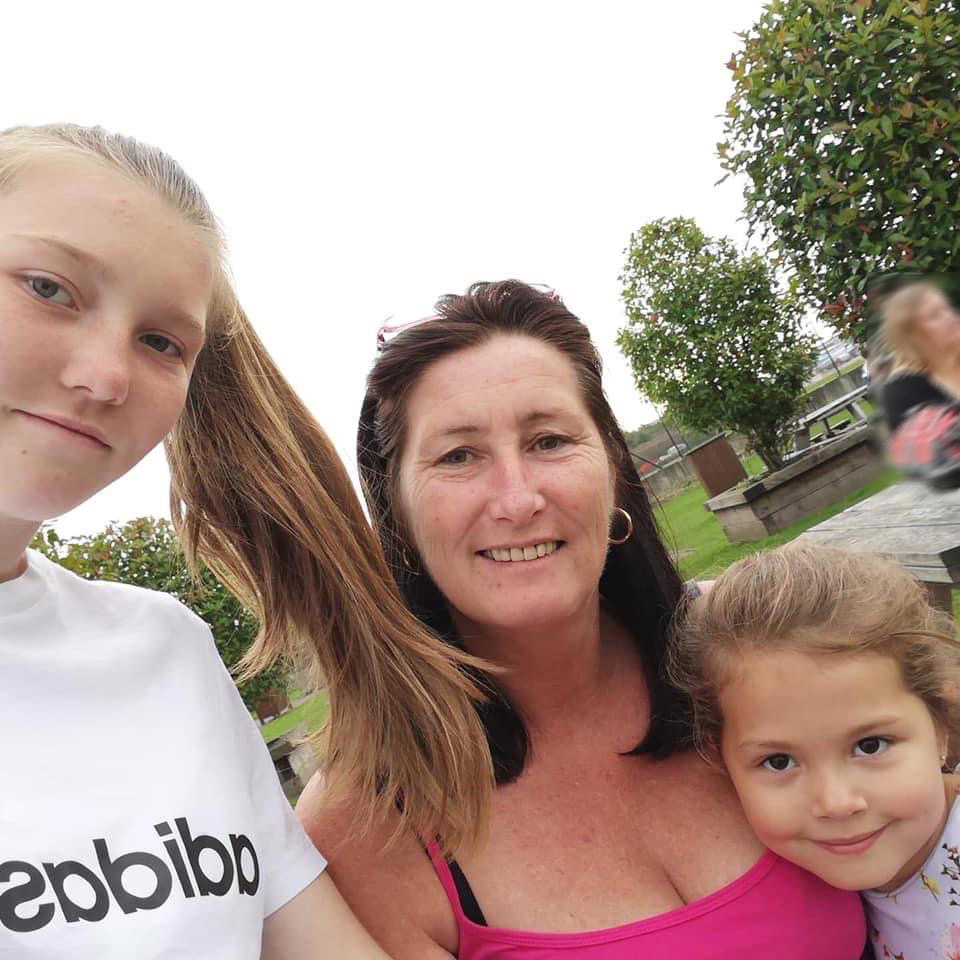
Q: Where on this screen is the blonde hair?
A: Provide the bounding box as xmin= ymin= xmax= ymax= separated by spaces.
xmin=882 ymin=281 xmax=948 ymax=373
xmin=668 ymin=543 xmax=960 ymax=766
xmin=1 ymin=124 xmax=493 ymax=852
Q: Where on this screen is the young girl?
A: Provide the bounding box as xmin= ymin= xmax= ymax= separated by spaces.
xmin=669 ymin=542 xmax=960 ymax=959
xmin=0 ymin=123 xmax=492 ymax=958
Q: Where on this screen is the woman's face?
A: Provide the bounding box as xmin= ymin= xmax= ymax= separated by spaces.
xmin=914 ymin=289 xmax=960 ymax=359
xmin=0 ymin=156 xmax=214 ymax=527
xmin=397 ymin=334 xmax=616 ymax=634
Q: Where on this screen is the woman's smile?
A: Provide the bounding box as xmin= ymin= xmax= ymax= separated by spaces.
xmin=480 ymin=540 xmax=564 ymax=563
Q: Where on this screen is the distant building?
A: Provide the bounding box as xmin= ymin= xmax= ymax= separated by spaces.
xmin=813 ymin=335 xmax=859 ymax=375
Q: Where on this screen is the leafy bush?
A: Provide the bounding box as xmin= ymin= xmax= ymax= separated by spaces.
xmin=721 ymin=0 xmax=960 ymax=341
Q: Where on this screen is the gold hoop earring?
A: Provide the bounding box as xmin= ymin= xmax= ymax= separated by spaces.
xmin=608 ymin=507 xmax=634 ymax=546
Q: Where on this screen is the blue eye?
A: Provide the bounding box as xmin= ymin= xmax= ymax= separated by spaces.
xmin=761 ymin=753 xmax=797 ymax=772
xmin=27 ymin=275 xmax=74 ymax=306
xmin=853 ymin=736 xmax=890 ymax=758
xmin=140 ymin=333 xmax=182 ymax=358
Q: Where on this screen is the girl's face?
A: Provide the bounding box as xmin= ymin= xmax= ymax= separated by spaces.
xmin=0 ymin=156 xmax=214 ymax=527
xmin=719 ymin=648 xmax=948 ymax=892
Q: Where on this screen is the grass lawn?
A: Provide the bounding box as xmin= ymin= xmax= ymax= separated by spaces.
xmin=259 ymin=691 xmax=328 ymax=742
xmin=655 ymin=469 xmax=899 ymax=582
xmin=656 ymin=468 xmax=960 ymax=619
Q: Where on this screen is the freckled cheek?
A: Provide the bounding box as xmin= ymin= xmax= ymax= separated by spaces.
xmin=415 ymin=512 xmax=451 ymax=563
xmin=542 ymin=475 xmax=612 ymax=543
xmin=0 ymin=327 xmax=54 ymax=393
xmin=408 ymin=487 xmax=477 ymax=565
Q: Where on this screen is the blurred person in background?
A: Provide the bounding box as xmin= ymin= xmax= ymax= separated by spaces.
xmin=881 ymin=281 xmax=960 ymax=429
xmin=879 ymin=280 xmax=960 ymax=487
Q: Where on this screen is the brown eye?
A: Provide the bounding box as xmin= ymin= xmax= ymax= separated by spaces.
xmin=761 ymin=753 xmax=795 ymax=772
xmin=854 ymin=737 xmax=889 ymax=758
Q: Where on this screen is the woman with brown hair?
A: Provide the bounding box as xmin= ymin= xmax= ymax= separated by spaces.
xmin=0 ymin=123 xmax=491 ymax=958
xmin=297 ymin=281 xmax=867 ymax=958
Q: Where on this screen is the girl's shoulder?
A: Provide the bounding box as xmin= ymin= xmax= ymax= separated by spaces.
xmin=26 ymin=549 xmax=215 ymax=665
xmin=30 ymin=548 xmax=203 ymax=620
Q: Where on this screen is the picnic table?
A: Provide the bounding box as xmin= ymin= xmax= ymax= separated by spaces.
xmin=793 ymin=384 xmax=871 ymax=451
xmin=798 ymin=481 xmax=960 ymax=615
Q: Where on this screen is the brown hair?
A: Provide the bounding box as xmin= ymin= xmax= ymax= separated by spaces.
xmin=882 ymin=280 xmax=951 ymax=373
xmin=2 ymin=124 xmax=494 ymax=853
xmin=359 ymin=280 xmax=689 ymax=784
xmin=668 ymin=542 xmax=960 ymax=764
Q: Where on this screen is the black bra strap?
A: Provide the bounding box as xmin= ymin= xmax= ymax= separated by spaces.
xmin=422 ymin=844 xmax=488 ymax=926
xmin=448 ymin=858 xmax=488 ymax=927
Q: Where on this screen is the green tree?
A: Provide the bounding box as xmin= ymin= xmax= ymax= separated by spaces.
xmin=31 ymin=518 xmax=289 ymax=709
xmin=720 ymin=0 xmax=960 ymax=342
xmin=618 ymin=217 xmax=816 ymax=472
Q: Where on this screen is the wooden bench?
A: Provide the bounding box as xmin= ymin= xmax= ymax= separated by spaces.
xmin=793 ymin=384 xmax=871 ymax=451
xmin=798 ymin=482 xmax=960 ymax=615
xmin=266 ymin=726 xmax=321 ymax=804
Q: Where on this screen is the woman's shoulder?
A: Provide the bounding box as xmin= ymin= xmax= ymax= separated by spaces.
xmin=881 ymin=368 xmax=945 ymax=393
xmin=296 ymin=775 xmax=458 ymax=957
xmin=880 ymin=369 xmax=951 ymax=431
xmin=295 ymin=774 xmax=426 ymax=886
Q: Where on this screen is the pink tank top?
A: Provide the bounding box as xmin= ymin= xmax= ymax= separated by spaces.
xmin=425 ymin=842 xmax=865 ymax=959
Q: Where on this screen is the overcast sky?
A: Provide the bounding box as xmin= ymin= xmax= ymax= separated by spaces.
xmin=5 ymin=0 xmax=769 ymax=537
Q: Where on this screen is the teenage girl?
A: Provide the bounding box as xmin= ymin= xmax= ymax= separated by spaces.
xmin=0 ymin=124 xmax=492 ymax=958
xmin=669 ymin=542 xmax=960 ymax=958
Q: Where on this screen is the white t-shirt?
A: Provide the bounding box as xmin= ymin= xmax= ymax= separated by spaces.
xmin=0 ymin=550 xmax=326 ymax=958
xmin=863 ymin=794 xmax=960 ymax=958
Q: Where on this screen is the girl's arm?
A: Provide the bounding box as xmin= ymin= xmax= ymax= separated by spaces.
xmin=261 ymin=873 xmax=393 ymax=960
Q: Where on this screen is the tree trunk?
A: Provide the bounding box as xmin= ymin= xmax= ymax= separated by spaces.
xmin=755 ymin=443 xmax=785 ymax=473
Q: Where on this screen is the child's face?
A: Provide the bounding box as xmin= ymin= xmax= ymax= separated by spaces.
xmin=0 ymin=156 xmax=214 ymax=527
xmin=719 ymin=648 xmax=948 ymax=891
